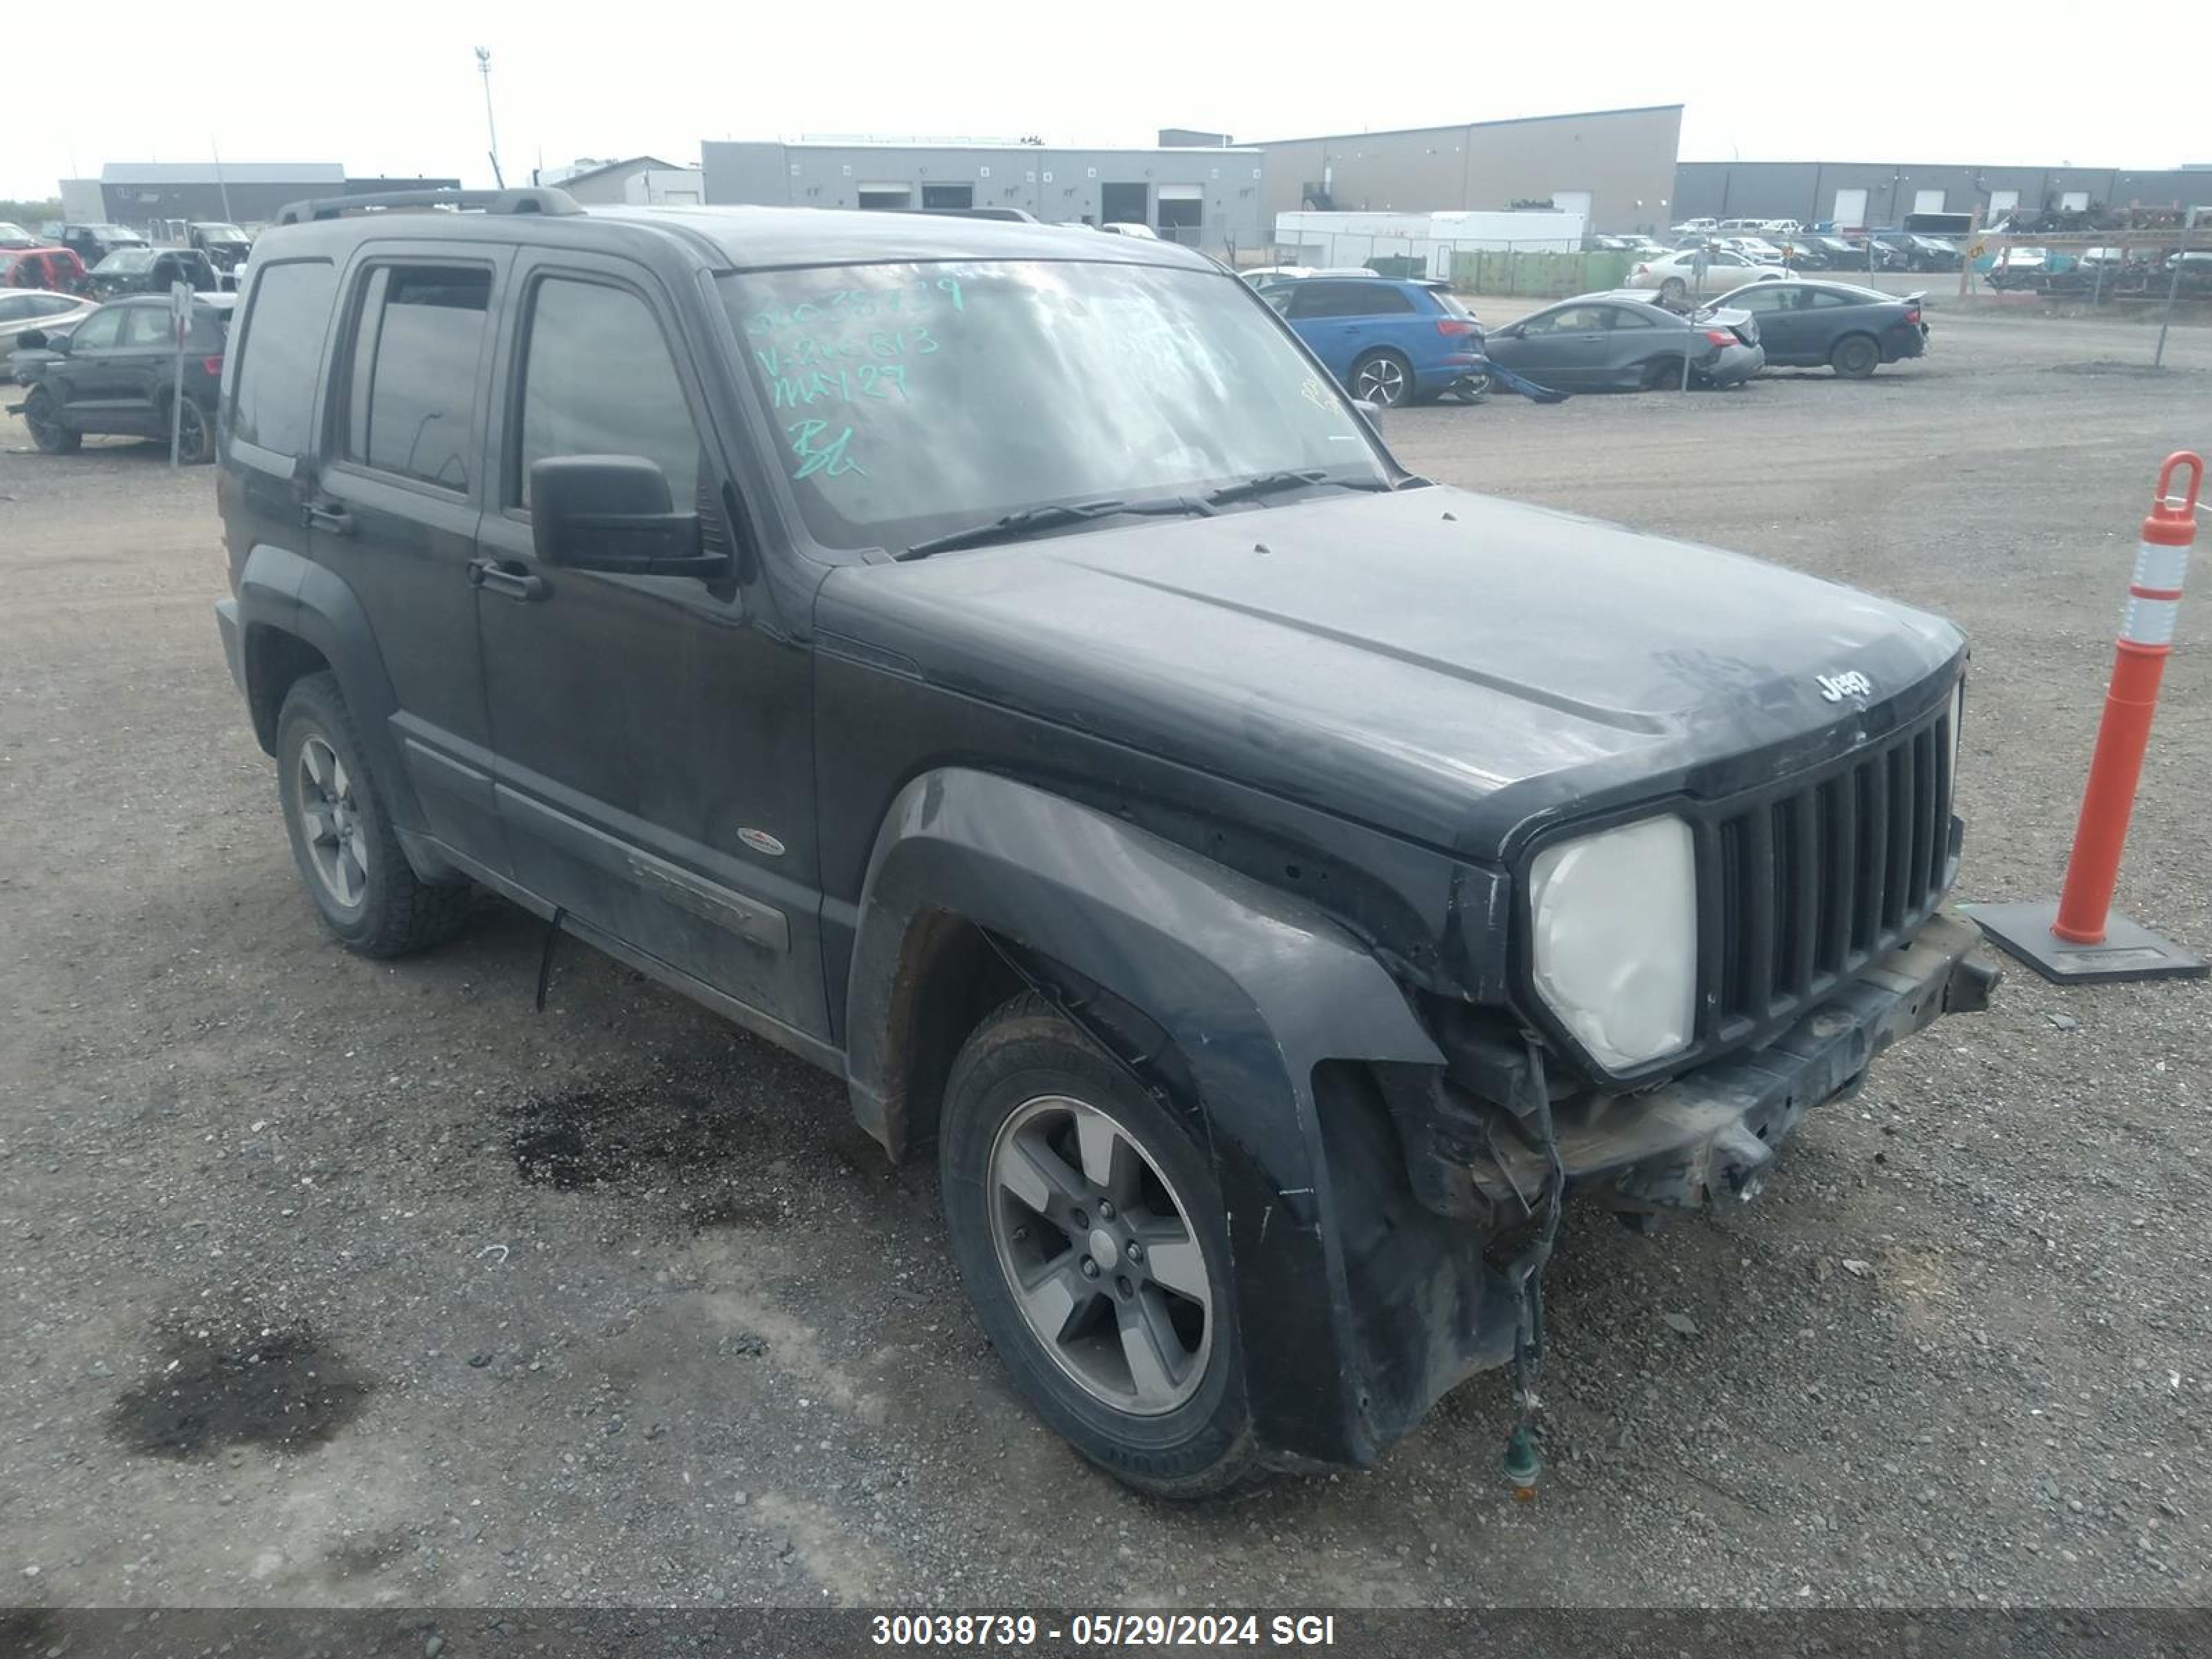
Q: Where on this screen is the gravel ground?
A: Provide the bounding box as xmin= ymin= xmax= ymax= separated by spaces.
xmin=2 ymin=308 xmax=2208 ymax=1613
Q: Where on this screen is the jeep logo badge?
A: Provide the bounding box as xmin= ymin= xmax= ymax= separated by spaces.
xmin=1817 ymin=670 xmax=1873 ymax=703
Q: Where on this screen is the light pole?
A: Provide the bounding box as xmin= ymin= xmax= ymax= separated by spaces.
xmin=476 ymin=47 xmax=505 ymax=188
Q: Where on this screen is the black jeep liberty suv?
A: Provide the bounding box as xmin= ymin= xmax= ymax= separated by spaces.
xmin=214 ymin=189 xmax=1997 ymax=1497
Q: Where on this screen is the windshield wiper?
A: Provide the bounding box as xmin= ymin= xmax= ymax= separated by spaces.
xmin=895 ymin=496 xmax=1212 ymax=562
xmin=1203 ymin=469 xmax=1391 ymax=508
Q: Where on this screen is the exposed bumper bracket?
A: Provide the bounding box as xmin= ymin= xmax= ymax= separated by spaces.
xmin=1463 ymin=910 xmax=2000 ymax=1213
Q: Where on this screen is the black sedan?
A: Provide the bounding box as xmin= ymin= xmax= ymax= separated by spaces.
xmin=1482 ymin=293 xmax=1764 ymax=391
xmin=1708 ymin=279 xmax=1927 ymax=377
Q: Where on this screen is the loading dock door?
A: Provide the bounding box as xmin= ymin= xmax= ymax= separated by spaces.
xmin=857 ymin=184 xmax=914 ymax=212
xmin=1553 ymin=189 xmax=1593 ymax=227
xmin=1099 ymin=181 xmax=1149 ymax=225
xmin=1832 ymin=187 xmax=1869 ymax=228
xmin=1156 ymin=182 xmax=1202 ymax=244
xmin=921 ymin=183 xmax=973 ymax=210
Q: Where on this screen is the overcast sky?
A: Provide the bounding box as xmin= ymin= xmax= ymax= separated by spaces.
xmin=8 ymin=0 xmax=2203 ymax=201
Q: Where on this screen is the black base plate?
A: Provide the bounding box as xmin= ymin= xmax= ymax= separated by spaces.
xmin=1963 ymin=901 xmax=2208 ymax=984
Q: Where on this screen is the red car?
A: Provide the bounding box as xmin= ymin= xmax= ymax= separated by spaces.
xmin=1 ymin=246 xmax=90 ymax=294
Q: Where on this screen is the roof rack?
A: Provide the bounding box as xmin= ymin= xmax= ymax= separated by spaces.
xmin=274 ymin=187 xmax=581 ymax=226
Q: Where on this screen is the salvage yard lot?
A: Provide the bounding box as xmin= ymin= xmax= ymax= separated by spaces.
xmin=2 ymin=306 xmax=2207 ymax=1611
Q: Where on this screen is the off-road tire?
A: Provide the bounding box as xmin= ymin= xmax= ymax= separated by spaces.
xmin=939 ymin=991 xmax=1266 ymax=1499
xmin=275 ymin=672 xmax=471 ymax=957
xmin=23 ymin=386 xmax=79 ymax=453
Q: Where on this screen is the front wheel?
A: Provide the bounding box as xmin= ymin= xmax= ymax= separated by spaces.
xmin=276 ymin=672 xmax=472 ymax=957
xmin=22 ymin=386 xmax=79 ymax=453
xmin=1348 ymin=349 xmax=1412 ymax=408
xmin=939 ymin=993 xmax=1262 ymax=1499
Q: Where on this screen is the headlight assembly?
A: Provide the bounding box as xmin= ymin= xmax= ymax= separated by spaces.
xmin=1528 ymin=816 xmax=1698 ymax=1071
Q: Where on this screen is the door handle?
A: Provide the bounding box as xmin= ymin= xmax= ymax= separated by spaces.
xmin=468 ymin=558 xmax=549 ymax=602
xmin=303 ymin=500 xmax=354 ymax=536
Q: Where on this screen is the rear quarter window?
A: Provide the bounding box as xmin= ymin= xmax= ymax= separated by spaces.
xmin=230 ymin=259 xmax=337 ymax=456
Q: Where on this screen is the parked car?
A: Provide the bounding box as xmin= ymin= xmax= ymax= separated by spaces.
xmin=10 ymin=293 xmax=233 ymax=462
xmin=1801 ymin=235 xmax=1867 ymax=270
xmin=187 ymin=221 xmax=254 ymax=274
xmin=1482 ymin=292 xmax=1763 ymax=390
xmin=1624 ymin=247 xmax=1786 ymax=303
xmin=0 ymin=290 xmax=97 ymax=379
xmin=59 ymin=223 xmax=149 ymax=267
xmin=1262 ymin=274 xmax=1488 ymax=404
xmin=1983 ymin=245 xmax=2054 ymax=290
xmin=1097 ymin=222 xmax=1159 ymax=238
xmin=1 ymin=245 xmax=89 ymax=294
xmin=86 ymin=245 xmax=223 ymax=299
xmin=1867 ymin=233 xmax=1956 ymax=273
xmin=1669 ymin=217 xmax=1718 ymax=234
xmin=0 ymin=221 xmax=39 ymax=248
xmin=1240 ymin=264 xmax=1315 ymax=285
xmin=1706 ymin=279 xmax=1927 ymax=377
xmin=209 ymin=189 xmax=1993 ymax=1499
xmin=1724 ymin=236 xmax=1788 ymax=265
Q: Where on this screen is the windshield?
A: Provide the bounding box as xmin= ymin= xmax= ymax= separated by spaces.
xmin=97 ymin=250 xmax=155 ymax=272
xmin=722 ymin=259 xmax=1387 ymax=554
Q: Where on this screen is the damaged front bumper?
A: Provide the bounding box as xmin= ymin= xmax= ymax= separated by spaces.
xmin=1468 ymin=908 xmax=1998 ymax=1212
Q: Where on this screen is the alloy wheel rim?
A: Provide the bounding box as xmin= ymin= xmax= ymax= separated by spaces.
xmin=986 ymin=1093 xmax=1213 ymax=1416
xmin=1356 ymin=358 xmax=1407 ymax=404
xmin=297 ymin=734 xmax=369 ymax=908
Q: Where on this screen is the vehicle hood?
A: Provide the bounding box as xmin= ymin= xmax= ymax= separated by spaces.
xmin=815 ymin=486 xmax=1965 ymax=856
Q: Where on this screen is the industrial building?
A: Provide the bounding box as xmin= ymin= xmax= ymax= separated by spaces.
xmin=701 ymin=139 xmax=1268 ymax=254
xmin=534 ymin=156 xmax=704 ymax=206
xmin=1249 ymin=106 xmax=1685 ymax=236
xmin=59 ymin=163 xmax=461 ymax=229
xmin=1674 ymin=160 xmax=2212 ymax=230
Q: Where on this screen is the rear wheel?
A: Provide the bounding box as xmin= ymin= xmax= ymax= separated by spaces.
xmin=1830 ymin=334 xmax=1880 ymax=379
xmin=1642 ymin=356 xmax=1686 ymax=391
xmin=170 ymin=395 xmax=212 ymax=464
xmin=1658 ymin=276 xmax=1687 ymax=303
xmin=940 ymin=992 xmax=1261 ymax=1499
xmin=1348 ymin=349 xmax=1412 ymax=408
xmin=22 ymin=386 xmax=79 ymax=453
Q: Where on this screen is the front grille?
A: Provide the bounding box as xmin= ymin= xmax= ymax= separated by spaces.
xmin=1703 ymin=704 xmax=1955 ymax=1043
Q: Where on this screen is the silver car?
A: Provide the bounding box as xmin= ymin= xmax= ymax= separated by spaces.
xmin=0 ymin=290 xmax=97 ymax=382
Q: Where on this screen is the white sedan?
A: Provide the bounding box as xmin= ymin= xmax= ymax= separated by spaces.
xmin=1623 ymin=247 xmax=1790 ymax=302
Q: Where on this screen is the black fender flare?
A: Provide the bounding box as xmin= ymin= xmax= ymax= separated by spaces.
xmin=843 ymin=767 xmax=1447 ymax=1467
xmin=233 ymin=541 xmax=440 ymax=870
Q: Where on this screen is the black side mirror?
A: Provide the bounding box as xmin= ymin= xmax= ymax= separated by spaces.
xmin=528 ymin=456 xmax=727 ymax=579
xmin=16 ymin=328 xmax=46 ymax=350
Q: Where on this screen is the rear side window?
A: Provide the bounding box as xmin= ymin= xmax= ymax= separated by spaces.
xmin=343 ymin=265 xmax=490 ymax=493
xmin=120 ymin=306 xmax=174 ymax=347
xmin=512 ymin=276 xmax=701 ymax=510
xmin=231 ymin=259 xmax=336 ymax=455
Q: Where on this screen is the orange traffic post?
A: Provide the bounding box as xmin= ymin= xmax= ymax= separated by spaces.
xmin=1971 ymin=451 xmax=2208 ymax=983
